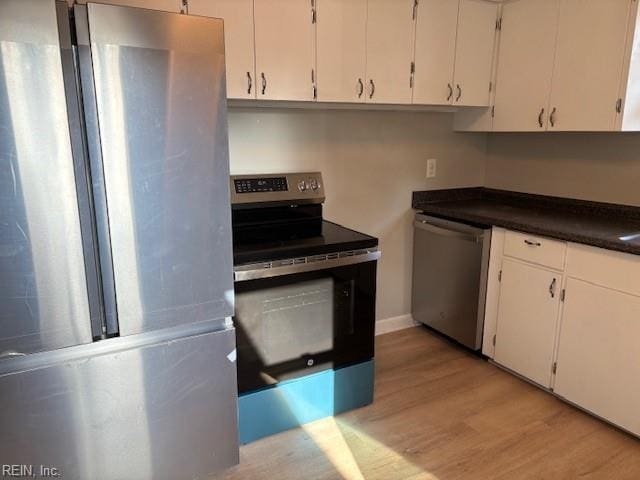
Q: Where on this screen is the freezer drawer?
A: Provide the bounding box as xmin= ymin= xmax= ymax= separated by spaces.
xmin=0 ymin=326 xmax=239 ymax=480
xmin=411 ymin=215 xmax=491 ymax=350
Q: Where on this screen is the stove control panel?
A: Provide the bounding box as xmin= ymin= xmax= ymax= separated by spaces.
xmin=230 ymin=172 xmax=325 ymax=206
xmin=234 ymin=176 xmax=288 ymax=194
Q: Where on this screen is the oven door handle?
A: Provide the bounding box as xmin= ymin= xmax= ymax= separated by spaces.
xmin=234 ymin=250 xmax=381 ymax=282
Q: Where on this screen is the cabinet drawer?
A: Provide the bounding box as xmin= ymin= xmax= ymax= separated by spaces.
xmin=503 ymin=230 xmax=566 ymax=270
xmin=566 ymin=243 xmax=640 ymax=297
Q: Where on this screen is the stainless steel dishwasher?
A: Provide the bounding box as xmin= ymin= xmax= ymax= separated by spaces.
xmin=411 ymin=214 xmax=491 ymax=350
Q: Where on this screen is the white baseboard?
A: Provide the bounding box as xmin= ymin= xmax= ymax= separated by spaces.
xmin=375 ymin=314 xmax=418 ymax=336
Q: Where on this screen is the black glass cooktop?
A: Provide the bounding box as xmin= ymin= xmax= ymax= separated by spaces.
xmin=233 ymin=220 xmax=378 ymax=265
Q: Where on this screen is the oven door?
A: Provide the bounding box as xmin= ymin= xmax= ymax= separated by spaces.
xmin=233 ymin=251 xmax=379 ymax=394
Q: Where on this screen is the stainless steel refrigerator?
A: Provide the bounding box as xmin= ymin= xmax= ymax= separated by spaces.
xmin=0 ymin=1 xmax=238 ymax=478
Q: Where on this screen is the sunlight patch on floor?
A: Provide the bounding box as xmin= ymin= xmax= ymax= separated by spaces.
xmin=301 ymin=417 xmax=439 ymax=480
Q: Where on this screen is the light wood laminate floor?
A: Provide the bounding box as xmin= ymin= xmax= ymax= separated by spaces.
xmin=214 ymin=327 xmax=640 ymax=480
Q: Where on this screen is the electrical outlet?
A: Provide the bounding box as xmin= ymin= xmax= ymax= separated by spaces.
xmin=426 ymin=158 xmax=437 ymax=179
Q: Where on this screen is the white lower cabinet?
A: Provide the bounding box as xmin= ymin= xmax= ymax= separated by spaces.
xmin=489 ymin=233 xmax=640 ymax=437
xmin=554 ymin=278 xmax=640 ymax=436
xmin=494 ymin=258 xmax=561 ymax=388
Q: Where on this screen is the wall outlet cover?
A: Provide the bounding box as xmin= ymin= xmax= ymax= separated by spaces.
xmin=426 ymin=158 xmax=437 ymax=179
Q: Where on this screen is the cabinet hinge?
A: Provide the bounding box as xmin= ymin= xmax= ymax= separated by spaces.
xmin=180 ymin=0 xmax=188 ymax=14
xmin=491 ymin=105 xmax=495 ymax=118
xmin=560 ymin=288 xmax=566 ymax=302
xmin=311 ymin=0 xmax=317 ymax=23
xmin=495 ymin=17 xmax=502 ymax=31
xmin=616 ymin=98 xmax=623 ymax=114
xmin=412 ymin=0 xmax=419 ymax=20
xmin=489 ymin=81 xmax=493 ymax=93
xmin=498 ymin=269 xmax=502 ymax=282
xmin=552 ymin=362 xmax=557 ymax=375
xmin=492 ymin=334 xmax=496 ymax=347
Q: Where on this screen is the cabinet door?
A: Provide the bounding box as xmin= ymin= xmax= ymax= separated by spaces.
xmin=365 ymin=0 xmax=415 ymax=104
xmin=188 ymin=0 xmax=255 ymax=100
xmin=492 ymin=0 xmax=560 ymax=131
xmin=316 ymin=0 xmax=367 ymax=103
xmin=76 ymin=0 xmax=183 ymax=12
xmin=494 ymin=259 xmax=561 ymax=388
xmin=452 ymin=0 xmax=498 ymax=106
xmin=412 ymin=0 xmax=459 ymax=105
xmin=555 ymin=279 xmax=640 ymax=436
xmin=254 ymin=0 xmax=316 ymax=101
xmin=547 ymin=0 xmax=632 ymax=131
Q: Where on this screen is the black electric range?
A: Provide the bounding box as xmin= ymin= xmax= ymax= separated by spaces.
xmin=229 ymin=172 xmax=379 ymax=394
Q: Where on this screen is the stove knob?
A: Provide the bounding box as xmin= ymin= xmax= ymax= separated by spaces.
xmin=309 ymin=178 xmax=319 ymax=191
xmin=297 ymin=180 xmax=307 ymax=192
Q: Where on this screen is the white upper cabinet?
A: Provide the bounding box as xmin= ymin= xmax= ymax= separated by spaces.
xmin=619 ymin=5 xmax=640 ymax=131
xmin=492 ymin=0 xmax=560 ymax=132
xmin=548 ymin=0 xmax=632 ymax=131
xmin=76 ymin=0 xmax=183 ymax=12
xmin=365 ymin=0 xmax=416 ymax=104
xmin=451 ymin=0 xmax=498 ymax=107
xmin=188 ymin=0 xmax=256 ymax=100
xmin=316 ymin=0 xmax=367 ymax=103
xmin=412 ymin=0 xmax=459 ymax=105
xmin=253 ymin=0 xmax=316 ymax=101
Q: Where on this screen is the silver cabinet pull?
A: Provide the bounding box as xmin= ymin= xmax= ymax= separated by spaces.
xmin=455 ymin=84 xmax=462 ymax=102
xmin=311 ymin=69 xmax=317 ymax=100
xmin=550 ymin=107 xmax=557 ymax=127
xmin=247 ymin=72 xmax=252 ymax=94
xmin=549 ymin=278 xmax=557 ymax=298
xmin=524 ymin=239 xmax=541 ymax=247
xmin=447 ymin=83 xmax=453 ymax=102
xmin=357 ymin=78 xmax=364 ymax=98
xmin=538 ymin=108 xmax=545 ymax=128
xmin=0 ymin=351 xmax=26 ymax=360
xmin=369 ymin=79 xmax=375 ymax=99
xmin=261 ymin=72 xmax=267 ymax=95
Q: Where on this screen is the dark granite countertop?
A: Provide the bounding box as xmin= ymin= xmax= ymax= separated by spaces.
xmin=412 ymin=188 xmax=640 ymax=256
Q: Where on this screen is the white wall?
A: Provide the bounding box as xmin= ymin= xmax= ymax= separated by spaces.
xmin=486 ymin=133 xmax=640 ymax=207
xmin=228 ymin=107 xmax=488 ymax=322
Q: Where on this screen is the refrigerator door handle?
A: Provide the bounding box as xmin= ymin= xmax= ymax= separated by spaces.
xmin=74 ymin=4 xmax=119 ymax=338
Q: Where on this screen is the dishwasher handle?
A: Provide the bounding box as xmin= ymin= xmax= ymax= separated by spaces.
xmin=414 ymin=220 xmax=484 ymax=243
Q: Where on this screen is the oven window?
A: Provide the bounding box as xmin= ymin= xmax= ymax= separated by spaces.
xmin=234 ymin=264 xmax=375 ymax=394
xmin=238 ymin=277 xmax=343 ymax=365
